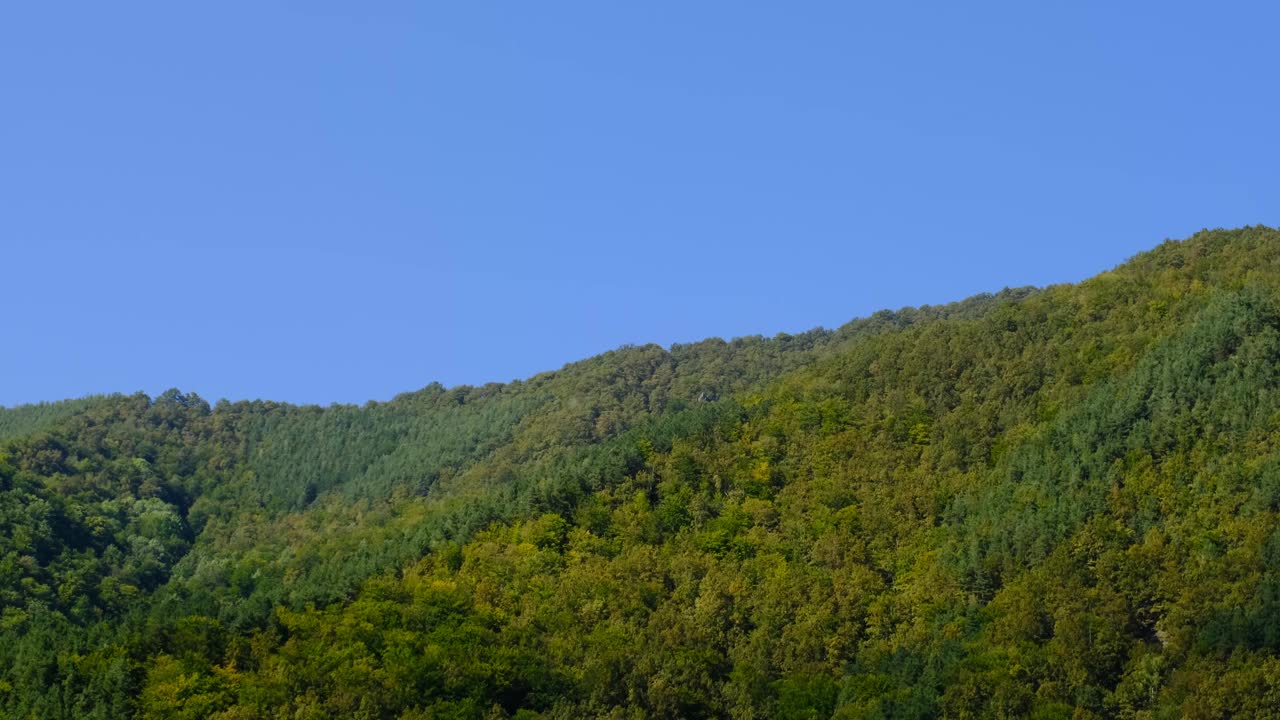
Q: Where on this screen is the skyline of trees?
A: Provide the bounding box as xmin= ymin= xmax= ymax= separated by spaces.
xmin=3 ymin=226 xmax=1280 ymax=718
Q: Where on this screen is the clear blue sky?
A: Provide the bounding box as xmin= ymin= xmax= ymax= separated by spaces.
xmin=2 ymin=2 xmax=1276 ymax=406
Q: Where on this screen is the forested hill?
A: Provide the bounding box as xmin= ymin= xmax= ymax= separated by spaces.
xmin=4 ymin=226 xmax=1280 ymax=719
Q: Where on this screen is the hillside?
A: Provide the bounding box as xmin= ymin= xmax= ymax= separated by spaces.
xmin=3 ymin=226 xmax=1280 ymax=719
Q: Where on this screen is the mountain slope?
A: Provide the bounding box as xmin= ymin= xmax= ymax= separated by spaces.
xmin=3 ymin=226 xmax=1280 ymax=719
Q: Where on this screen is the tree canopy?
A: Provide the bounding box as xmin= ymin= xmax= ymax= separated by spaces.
xmin=4 ymin=226 xmax=1280 ymax=718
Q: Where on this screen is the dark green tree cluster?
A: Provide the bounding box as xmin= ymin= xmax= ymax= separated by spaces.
xmin=3 ymin=226 xmax=1280 ymax=718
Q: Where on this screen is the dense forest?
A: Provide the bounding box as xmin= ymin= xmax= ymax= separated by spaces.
xmin=5 ymin=227 xmax=1280 ymax=718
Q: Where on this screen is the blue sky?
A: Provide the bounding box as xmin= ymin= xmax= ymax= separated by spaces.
xmin=2 ymin=2 xmax=1276 ymax=406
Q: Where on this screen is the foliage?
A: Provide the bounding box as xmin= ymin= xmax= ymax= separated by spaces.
xmin=4 ymin=226 xmax=1280 ymax=718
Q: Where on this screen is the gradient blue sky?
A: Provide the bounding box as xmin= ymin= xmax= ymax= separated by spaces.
xmin=3 ymin=2 xmax=1277 ymax=406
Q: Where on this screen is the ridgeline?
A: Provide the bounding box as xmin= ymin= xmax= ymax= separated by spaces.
xmin=4 ymin=227 xmax=1280 ymax=719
